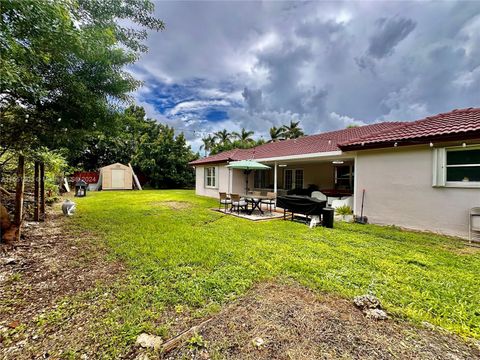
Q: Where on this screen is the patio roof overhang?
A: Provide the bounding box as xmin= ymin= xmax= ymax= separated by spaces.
xmin=253 ymin=150 xmax=352 ymax=164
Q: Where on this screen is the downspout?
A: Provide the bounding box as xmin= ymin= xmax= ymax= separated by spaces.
xmin=353 ymin=153 xmax=358 ymax=215
xmin=274 ymin=161 xmax=278 ymax=194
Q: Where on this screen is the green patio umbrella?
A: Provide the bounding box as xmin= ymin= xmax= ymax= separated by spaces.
xmin=227 ymin=160 xmax=270 ymax=194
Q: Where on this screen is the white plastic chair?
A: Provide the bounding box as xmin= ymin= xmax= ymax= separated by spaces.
xmin=469 ymin=207 xmax=480 ymax=242
xmin=311 ymin=191 xmax=327 ymax=201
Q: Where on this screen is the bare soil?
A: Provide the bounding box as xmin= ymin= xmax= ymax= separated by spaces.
xmin=167 ymin=282 xmax=480 ymax=360
xmin=152 ymin=201 xmax=192 ymax=210
xmin=0 ymin=205 xmax=124 ymax=359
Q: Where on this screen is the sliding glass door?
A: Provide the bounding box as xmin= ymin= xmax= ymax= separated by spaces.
xmin=284 ymin=169 xmax=303 ymax=190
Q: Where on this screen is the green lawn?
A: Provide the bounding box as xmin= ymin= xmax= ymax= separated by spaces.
xmin=69 ymin=190 xmax=479 ymax=357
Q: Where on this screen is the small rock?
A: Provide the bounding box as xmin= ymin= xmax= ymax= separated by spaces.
xmin=364 ymin=308 xmax=388 ymax=320
xmin=136 ymin=333 xmax=163 ymax=350
xmin=252 ymin=337 xmax=265 ymax=347
xmin=1 ymin=257 xmax=17 ymax=265
xmin=80 ymin=354 xmax=88 ymax=360
xmin=353 ymin=294 xmax=381 ymax=310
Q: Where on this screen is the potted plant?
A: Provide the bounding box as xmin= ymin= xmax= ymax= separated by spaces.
xmin=335 ymin=205 xmax=354 ymax=222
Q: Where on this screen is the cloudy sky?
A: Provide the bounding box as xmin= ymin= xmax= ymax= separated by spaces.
xmin=130 ymin=1 xmax=480 ymax=150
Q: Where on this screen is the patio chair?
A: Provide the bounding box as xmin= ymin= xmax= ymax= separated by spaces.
xmin=230 ymin=194 xmax=247 ymax=214
xmin=219 ymin=192 xmax=231 ymax=212
xmin=311 ymin=191 xmax=327 ymax=201
xmin=261 ymin=192 xmax=276 ymax=213
xmin=469 ymin=207 xmax=480 ymax=242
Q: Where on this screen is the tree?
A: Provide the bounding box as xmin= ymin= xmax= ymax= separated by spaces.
xmin=0 ymin=0 xmax=164 ymax=153
xmin=213 ymin=129 xmax=231 ymax=146
xmin=199 ymin=135 xmax=216 ymax=157
xmin=232 ymin=128 xmax=255 ymax=147
xmin=268 ymin=126 xmax=285 ymax=142
xmin=67 ymin=105 xmax=157 ymax=170
xmin=282 ymin=120 xmax=304 ymax=139
xmin=134 ymin=125 xmax=197 ymax=188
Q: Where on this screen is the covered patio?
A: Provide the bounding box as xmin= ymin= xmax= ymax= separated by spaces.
xmin=244 ymin=154 xmax=355 ymax=208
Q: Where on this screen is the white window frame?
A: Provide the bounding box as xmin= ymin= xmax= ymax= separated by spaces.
xmin=204 ymin=166 xmax=218 ymax=189
xmin=433 ymin=145 xmax=480 ymax=188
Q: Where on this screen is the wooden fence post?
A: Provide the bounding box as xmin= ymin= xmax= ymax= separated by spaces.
xmin=14 ymin=155 xmax=25 ymax=241
xmin=40 ymin=162 xmax=45 ymax=221
xmin=34 ymin=161 xmax=40 ymax=221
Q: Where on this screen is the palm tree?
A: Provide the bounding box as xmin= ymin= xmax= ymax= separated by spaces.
xmin=268 ymin=126 xmax=285 ymax=142
xmin=282 ymin=120 xmax=304 ymax=139
xmin=232 ymin=128 xmax=255 ymax=146
xmin=199 ymin=135 xmax=215 ymax=156
xmin=213 ymin=129 xmax=231 ymax=146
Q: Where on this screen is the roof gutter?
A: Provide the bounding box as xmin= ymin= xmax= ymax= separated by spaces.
xmin=254 ymin=150 xmax=343 ymax=162
xmin=339 ymin=132 xmax=480 ymax=151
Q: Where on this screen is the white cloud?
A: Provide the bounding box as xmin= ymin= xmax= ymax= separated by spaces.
xmin=129 ymin=0 xmax=480 ymax=152
xmin=168 ymin=100 xmax=230 ymax=116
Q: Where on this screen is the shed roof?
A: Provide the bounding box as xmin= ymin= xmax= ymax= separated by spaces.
xmin=100 ymin=162 xmax=130 ymax=170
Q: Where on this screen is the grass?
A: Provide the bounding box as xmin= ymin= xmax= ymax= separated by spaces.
xmin=65 ymin=190 xmax=479 ymax=357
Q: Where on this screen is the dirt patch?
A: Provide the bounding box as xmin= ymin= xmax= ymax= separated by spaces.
xmin=0 ymin=203 xmax=124 ymax=359
xmin=167 ymin=282 xmax=479 ymax=360
xmin=152 ymin=201 xmax=192 ymax=210
xmin=446 ymin=244 xmax=480 ymax=255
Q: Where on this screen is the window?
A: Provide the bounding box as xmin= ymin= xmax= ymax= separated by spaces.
xmin=433 ymin=146 xmax=480 ymax=187
xmin=334 ymin=165 xmax=354 ymax=190
xmin=446 ymin=148 xmax=480 ymax=183
xmin=204 ymin=166 xmax=217 ymax=188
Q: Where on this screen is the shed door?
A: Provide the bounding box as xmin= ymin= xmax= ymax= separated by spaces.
xmin=111 ymin=169 xmax=125 ymax=188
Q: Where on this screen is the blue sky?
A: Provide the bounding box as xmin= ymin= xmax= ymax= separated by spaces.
xmin=129 ymin=1 xmax=480 ymax=150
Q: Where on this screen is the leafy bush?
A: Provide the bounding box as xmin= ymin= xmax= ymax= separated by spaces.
xmin=335 ymin=205 xmax=353 ymax=215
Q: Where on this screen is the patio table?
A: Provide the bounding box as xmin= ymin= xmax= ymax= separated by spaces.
xmin=241 ymin=194 xmax=272 ymax=215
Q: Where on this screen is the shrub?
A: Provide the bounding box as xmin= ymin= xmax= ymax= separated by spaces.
xmin=335 ymin=205 xmax=353 ymax=215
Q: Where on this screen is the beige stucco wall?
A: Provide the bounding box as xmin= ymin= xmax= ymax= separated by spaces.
xmin=303 ymin=162 xmax=346 ymax=189
xmin=355 ymin=146 xmax=480 ymax=238
xmin=101 ymin=163 xmax=133 ymax=190
xmin=194 ymin=164 xmax=246 ymax=198
xmin=194 ymin=161 xmax=343 ymax=197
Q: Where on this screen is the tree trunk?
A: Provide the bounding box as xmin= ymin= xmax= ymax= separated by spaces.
xmin=14 ymin=155 xmax=25 ymax=241
xmin=34 ymin=161 xmax=40 ymax=221
xmin=40 ymin=162 xmax=45 ymax=221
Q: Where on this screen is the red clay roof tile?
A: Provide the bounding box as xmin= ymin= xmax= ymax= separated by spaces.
xmin=190 ymin=122 xmax=403 ymax=165
xmin=339 ymin=107 xmax=480 ymax=149
xmin=190 ymin=108 xmax=480 ymax=165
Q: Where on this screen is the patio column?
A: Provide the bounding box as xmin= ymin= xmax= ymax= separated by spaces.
xmin=274 ymin=161 xmax=277 ymax=194
xmin=228 ymin=167 xmax=232 ymax=194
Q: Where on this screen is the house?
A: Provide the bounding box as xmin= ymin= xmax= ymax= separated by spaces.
xmin=190 ymin=108 xmax=480 ymax=239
